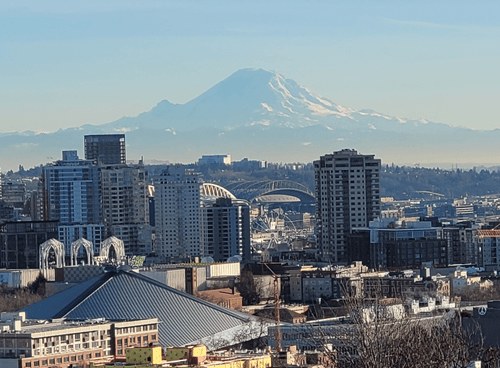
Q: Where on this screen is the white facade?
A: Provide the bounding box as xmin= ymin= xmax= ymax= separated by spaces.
xmin=198 ymin=155 xmax=232 ymax=165
xmin=314 ymin=149 xmax=381 ymax=264
xmin=58 ymin=224 xmax=104 ymax=256
xmin=154 ymin=167 xmax=203 ymax=259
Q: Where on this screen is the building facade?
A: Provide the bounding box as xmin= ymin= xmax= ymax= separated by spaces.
xmin=42 ymin=151 xmax=101 ymax=225
xmin=314 ymin=149 xmax=381 ymax=264
xmin=1 ymin=180 xmax=26 ymax=208
xmin=84 ymin=134 xmax=126 ymax=165
xmin=57 ymin=224 xmax=104 ymax=257
xmin=198 ymin=155 xmax=232 ymax=166
xmin=0 ymin=221 xmax=58 ymax=269
xmin=0 ymin=313 xmax=158 ymax=368
xmin=101 ymin=163 xmax=152 ymax=255
xmin=201 ymin=197 xmax=251 ymax=262
xmin=154 ymin=166 xmax=203 ymax=260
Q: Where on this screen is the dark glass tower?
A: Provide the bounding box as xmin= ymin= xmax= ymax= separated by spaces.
xmin=84 ymin=134 xmax=126 ymax=165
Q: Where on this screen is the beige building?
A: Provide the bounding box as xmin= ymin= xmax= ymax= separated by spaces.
xmin=0 ymin=312 xmax=158 ymax=368
xmin=101 ymin=162 xmax=152 ymax=255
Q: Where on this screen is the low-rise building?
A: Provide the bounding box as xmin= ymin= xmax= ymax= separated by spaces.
xmin=0 ymin=312 xmax=158 ymax=368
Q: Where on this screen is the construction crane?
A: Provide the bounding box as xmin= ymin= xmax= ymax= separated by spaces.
xmin=264 ymin=263 xmax=282 ymax=353
xmin=478 ymin=222 xmax=500 ymax=238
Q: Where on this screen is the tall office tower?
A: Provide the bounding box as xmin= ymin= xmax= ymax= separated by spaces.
xmin=154 ymin=166 xmax=203 ymax=260
xmin=101 ymin=162 xmax=152 ymax=255
xmin=314 ymin=149 xmax=381 ymax=264
xmin=84 ymin=134 xmax=126 ymax=165
xmin=201 ymin=197 xmax=251 ymax=262
xmin=0 ymin=168 xmax=2 ymax=201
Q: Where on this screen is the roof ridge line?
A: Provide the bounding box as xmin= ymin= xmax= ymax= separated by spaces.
xmin=121 ymin=270 xmax=255 ymax=322
xmin=54 ymin=272 xmax=115 ymax=319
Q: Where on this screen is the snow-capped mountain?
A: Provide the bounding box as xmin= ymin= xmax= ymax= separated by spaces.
xmin=105 ymin=68 xmax=441 ymax=133
xmin=0 ymin=68 xmax=497 ymax=170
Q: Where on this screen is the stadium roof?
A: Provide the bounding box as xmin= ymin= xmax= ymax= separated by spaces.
xmin=22 ymin=270 xmax=267 ymax=349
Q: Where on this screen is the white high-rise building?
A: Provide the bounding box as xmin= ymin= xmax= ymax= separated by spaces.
xmin=314 ymin=149 xmax=381 ymax=264
xmin=154 ymin=166 xmax=203 ymax=260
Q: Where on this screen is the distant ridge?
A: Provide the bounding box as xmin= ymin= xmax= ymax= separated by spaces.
xmin=0 ymin=68 xmax=498 ymax=170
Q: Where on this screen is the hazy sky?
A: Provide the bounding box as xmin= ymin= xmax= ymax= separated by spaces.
xmin=1 ymin=0 xmax=499 ymax=133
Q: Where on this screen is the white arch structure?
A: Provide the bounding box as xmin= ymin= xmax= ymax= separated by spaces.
xmin=39 ymin=239 xmax=65 ymax=273
xmin=99 ymin=236 xmax=125 ymax=262
xmin=71 ymin=238 xmax=95 ymax=266
xmin=202 ymin=183 xmax=236 ymax=200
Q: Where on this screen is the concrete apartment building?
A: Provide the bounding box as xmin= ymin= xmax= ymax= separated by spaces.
xmin=84 ymin=134 xmax=126 ymax=165
xmin=0 ymin=312 xmax=158 ymax=368
xmin=201 ymin=197 xmax=251 ymax=262
xmin=154 ymin=166 xmax=203 ymax=260
xmin=1 ymin=180 xmax=26 ymax=208
xmin=101 ymin=162 xmax=152 ymax=255
xmin=314 ymin=149 xmax=381 ymax=264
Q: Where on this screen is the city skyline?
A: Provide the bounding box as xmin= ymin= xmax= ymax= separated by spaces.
xmin=1 ymin=1 xmax=499 ymax=135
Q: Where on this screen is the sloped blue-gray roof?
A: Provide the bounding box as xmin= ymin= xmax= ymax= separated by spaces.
xmin=22 ymin=271 xmax=258 ymax=348
xmin=22 ymin=274 xmax=110 ymax=320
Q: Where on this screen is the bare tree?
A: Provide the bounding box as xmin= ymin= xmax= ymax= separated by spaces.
xmin=310 ymin=281 xmax=486 ymax=368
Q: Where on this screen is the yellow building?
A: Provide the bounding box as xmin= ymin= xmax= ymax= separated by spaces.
xmin=126 ymin=346 xmax=163 ymax=365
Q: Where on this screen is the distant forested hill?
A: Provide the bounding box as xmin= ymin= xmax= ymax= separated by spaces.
xmin=5 ymin=163 xmax=500 ymax=201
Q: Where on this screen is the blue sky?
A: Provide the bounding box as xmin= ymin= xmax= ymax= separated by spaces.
xmin=1 ymin=0 xmax=499 ymax=133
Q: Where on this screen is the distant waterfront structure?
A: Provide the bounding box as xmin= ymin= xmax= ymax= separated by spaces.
xmin=84 ymin=134 xmax=126 ymax=165
xmin=201 ymin=197 xmax=251 ymax=262
xmin=198 ymin=154 xmax=232 ymax=166
xmin=314 ymin=149 xmax=381 ymax=264
xmin=154 ymin=166 xmax=203 ymax=260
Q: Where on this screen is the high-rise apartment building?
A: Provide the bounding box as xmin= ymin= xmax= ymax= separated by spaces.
xmin=101 ymin=162 xmax=152 ymax=255
xmin=42 ymin=151 xmax=101 ymax=255
xmin=201 ymin=197 xmax=251 ymax=262
xmin=1 ymin=180 xmax=26 ymax=208
xmin=84 ymin=134 xmax=126 ymax=165
xmin=154 ymin=166 xmax=202 ymax=260
xmin=314 ymin=149 xmax=381 ymax=264
xmin=43 ymin=151 xmax=101 ymax=225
